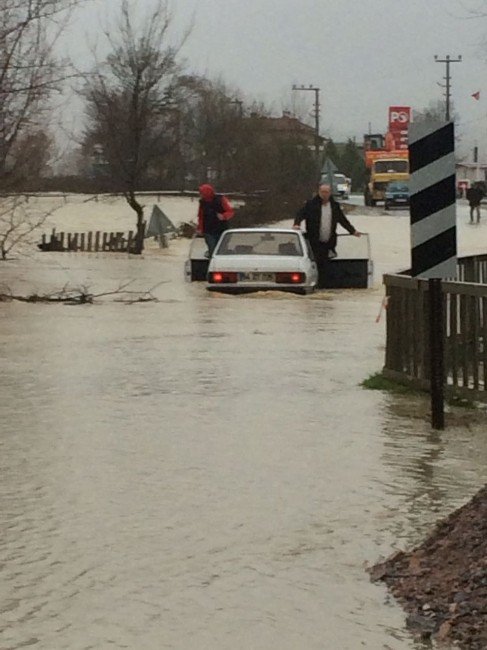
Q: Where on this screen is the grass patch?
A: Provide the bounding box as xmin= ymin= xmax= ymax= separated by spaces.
xmin=361 ymin=372 xmax=422 ymax=395
xmin=447 ymin=395 xmax=478 ymax=410
xmin=362 ymin=372 xmax=479 ymax=410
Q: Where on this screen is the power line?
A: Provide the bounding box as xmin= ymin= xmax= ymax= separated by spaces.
xmin=434 ymin=54 xmax=462 ymax=122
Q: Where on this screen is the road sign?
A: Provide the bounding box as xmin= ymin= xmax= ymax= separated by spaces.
xmin=320 ymin=157 xmax=338 ymax=185
xmin=409 ymin=121 xmax=457 ymax=278
xmin=146 ymin=205 xmax=177 ymax=238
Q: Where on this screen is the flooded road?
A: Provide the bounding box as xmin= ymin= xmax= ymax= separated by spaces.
xmin=1 ymin=198 xmax=487 ymax=649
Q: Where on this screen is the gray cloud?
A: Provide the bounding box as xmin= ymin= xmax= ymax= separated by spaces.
xmin=66 ymin=0 xmax=487 ymax=159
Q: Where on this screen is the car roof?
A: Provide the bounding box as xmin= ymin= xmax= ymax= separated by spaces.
xmin=222 ymin=228 xmax=300 ymax=234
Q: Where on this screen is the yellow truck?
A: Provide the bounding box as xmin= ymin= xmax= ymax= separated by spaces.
xmin=364 ymin=154 xmax=409 ymax=206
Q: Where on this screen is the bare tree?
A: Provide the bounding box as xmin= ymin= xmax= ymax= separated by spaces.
xmin=0 ymin=0 xmax=86 ymax=258
xmin=174 ymin=75 xmax=246 ymax=186
xmin=413 ymin=99 xmax=450 ymax=125
xmin=81 ymin=0 xmax=188 ymax=254
xmin=175 ymin=75 xmax=316 ymax=201
xmin=0 ymin=0 xmax=84 ymax=187
xmin=0 ymin=195 xmax=59 ymax=259
xmin=0 ymin=280 xmax=163 ymax=303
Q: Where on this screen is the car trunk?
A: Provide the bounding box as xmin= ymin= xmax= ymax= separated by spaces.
xmin=209 ymin=256 xmax=306 ymax=273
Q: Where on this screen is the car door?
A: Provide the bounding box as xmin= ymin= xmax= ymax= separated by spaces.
xmin=303 ymin=237 xmax=318 ymax=286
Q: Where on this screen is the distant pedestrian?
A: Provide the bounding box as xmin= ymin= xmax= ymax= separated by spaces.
xmin=197 ymin=184 xmax=235 ymax=257
xmin=466 ymin=183 xmax=485 ymax=224
xmin=293 ymin=183 xmax=361 ymax=288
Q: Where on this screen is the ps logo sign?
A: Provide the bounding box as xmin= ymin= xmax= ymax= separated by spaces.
xmin=390 ymin=111 xmax=409 ymax=123
xmin=389 ymin=106 xmax=411 ymax=128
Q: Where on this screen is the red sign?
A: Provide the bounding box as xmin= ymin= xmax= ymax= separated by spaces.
xmin=388 ymin=106 xmax=411 ymax=150
xmin=388 ymin=106 xmax=411 ymax=131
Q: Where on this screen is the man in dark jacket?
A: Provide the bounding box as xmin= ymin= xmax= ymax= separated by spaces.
xmin=466 ymin=183 xmax=485 ymax=223
xmin=293 ymin=184 xmax=361 ymax=287
xmin=197 ymin=184 xmax=235 ymax=256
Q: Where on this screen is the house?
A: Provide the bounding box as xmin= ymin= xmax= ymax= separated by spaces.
xmin=456 ymin=162 xmax=487 ymax=185
xmin=246 ymin=111 xmax=326 ymax=152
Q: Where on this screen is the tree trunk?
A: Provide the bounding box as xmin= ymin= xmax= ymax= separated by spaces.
xmin=126 ymin=191 xmax=145 ymax=254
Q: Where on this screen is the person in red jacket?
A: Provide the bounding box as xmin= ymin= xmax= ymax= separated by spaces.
xmin=197 ymin=184 xmax=234 ymax=257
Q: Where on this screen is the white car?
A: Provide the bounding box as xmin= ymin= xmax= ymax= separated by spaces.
xmin=206 ymin=228 xmax=318 ymax=294
xmin=333 ymin=173 xmax=350 ymax=200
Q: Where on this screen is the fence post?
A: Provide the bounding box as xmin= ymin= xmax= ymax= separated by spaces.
xmin=464 ymin=258 xmax=475 ymax=283
xmin=429 ymin=278 xmax=445 ymax=430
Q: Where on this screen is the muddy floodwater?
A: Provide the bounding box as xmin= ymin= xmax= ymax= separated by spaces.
xmin=1 ymin=197 xmax=487 ymax=649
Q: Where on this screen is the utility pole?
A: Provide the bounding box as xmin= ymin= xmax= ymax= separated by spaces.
xmin=434 ymin=55 xmax=462 ymax=122
xmin=292 ymin=84 xmax=321 ymax=158
xmin=228 ymin=99 xmax=243 ymax=118
xmin=474 ymin=144 xmax=481 ymax=182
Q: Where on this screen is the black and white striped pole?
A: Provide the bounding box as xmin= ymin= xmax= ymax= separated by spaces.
xmin=409 ymin=120 xmax=457 ymax=429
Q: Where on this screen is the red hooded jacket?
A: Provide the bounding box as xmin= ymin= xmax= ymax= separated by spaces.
xmin=197 ymin=184 xmax=234 ymax=234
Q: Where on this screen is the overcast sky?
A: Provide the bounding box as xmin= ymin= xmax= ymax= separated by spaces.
xmin=66 ymin=0 xmax=487 ymax=160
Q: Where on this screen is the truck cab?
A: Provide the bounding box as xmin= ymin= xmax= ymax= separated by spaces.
xmin=364 ymin=157 xmax=409 ymax=206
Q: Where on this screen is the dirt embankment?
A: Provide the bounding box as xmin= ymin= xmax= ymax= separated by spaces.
xmin=370 ymin=485 xmax=487 ymax=648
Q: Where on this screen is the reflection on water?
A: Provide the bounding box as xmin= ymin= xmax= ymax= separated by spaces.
xmin=376 ymin=397 xmax=487 ymax=550
xmin=0 ymin=247 xmax=485 ymax=650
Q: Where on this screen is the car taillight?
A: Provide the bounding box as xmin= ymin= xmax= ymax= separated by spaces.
xmin=275 ymin=272 xmax=305 ymax=284
xmin=209 ymin=271 xmax=238 ymax=284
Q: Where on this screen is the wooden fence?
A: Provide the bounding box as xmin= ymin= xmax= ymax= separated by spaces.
xmin=38 ymin=228 xmax=136 ymax=253
xmin=384 ymin=275 xmax=487 ymax=399
xmin=384 ymin=255 xmax=487 ymax=400
xmin=457 ymin=254 xmax=487 ymax=284
xmin=384 ymin=255 xmax=487 ymax=401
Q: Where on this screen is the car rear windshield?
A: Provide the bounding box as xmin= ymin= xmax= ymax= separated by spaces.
xmin=217 ymin=232 xmax=303 ymax=256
